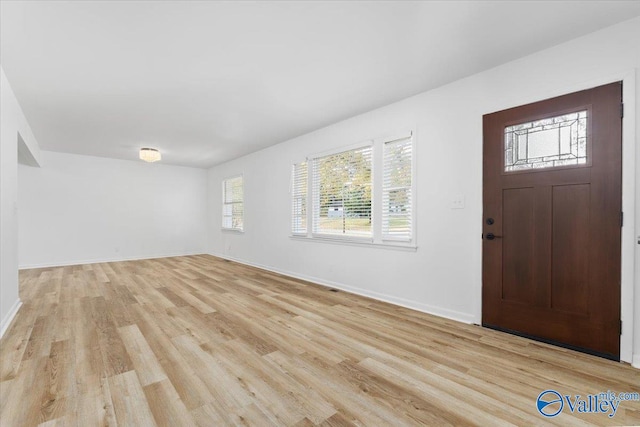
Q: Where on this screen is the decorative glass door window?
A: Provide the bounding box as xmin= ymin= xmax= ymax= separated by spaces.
xmin=504 ymin=110 xmax=588 ymax=172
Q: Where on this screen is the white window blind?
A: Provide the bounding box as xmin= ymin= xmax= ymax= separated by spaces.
xmin=382 ymin=136 xmax=412 ymax=240
xmin=291 ymin=161 xmax=307 ymax=234
xmin=222 ymin=175 xmax=243 ymax=231
xmin=312 ymin=146 xmax=373 ymax=238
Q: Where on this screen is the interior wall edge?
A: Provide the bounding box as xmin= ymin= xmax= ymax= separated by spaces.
xmin=208 ymin=251 xmax=476 ymax=325
xmin=17 ymin=133 xmax=40 ymax=167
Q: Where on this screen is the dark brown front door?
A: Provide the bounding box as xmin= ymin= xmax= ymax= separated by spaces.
xmin=482 ymin=82 xmax=622 ymax=360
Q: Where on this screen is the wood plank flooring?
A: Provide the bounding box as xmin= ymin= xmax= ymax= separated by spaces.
xmin=1 ymin=255 xmax=639 ymax=426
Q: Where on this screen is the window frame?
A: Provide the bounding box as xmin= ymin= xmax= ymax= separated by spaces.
xmin=290 ymin=130 xmax=416 ymax=250
xmin=222 ymin=174 xmax=244 ymax=232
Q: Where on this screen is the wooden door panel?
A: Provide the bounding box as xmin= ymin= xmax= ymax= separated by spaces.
xmin=482 ymin=82 xmax=622 ymax=360
xmin=502 ymin=188 xmax=535 ymax=305
xmin=486 ymin=302 xmax=617 ymax=352
xmin=551 ymin=184 xmax=590 ymax=314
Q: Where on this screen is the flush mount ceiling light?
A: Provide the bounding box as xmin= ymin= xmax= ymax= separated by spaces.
xmin=139 ymin=147 xmax=161 ymax=163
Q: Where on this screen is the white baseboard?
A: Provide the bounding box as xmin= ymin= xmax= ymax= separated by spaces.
xmin=209 ymin=252 xmax=476 ymax=325
xmin=19 ymin=251 xmax=206 ymax=270
xmin=0 ymin=299 xmax=23 ymax=339
xmin=633 ymin=354 xmax=640 ymax=369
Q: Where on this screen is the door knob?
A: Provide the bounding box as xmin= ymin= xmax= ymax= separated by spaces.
xmin=485 ymin=233 xmax=502 ymax=240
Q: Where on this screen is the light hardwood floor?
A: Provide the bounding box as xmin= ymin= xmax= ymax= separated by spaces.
xmin=1 ymin=255 xmax=639 ymax=426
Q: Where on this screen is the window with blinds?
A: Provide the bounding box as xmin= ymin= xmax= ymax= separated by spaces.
xmin=312 ymin=146 xmax=373 ymax=238
xmin=291 ymin=162 xmax=307 ymax=234
xmin=382 ymin=136 xmax=413 ymax=240
xmin=291 ymin=132 xmax=414 ymax=247
xmin=222 ymin=175 xmax=243 ymax=231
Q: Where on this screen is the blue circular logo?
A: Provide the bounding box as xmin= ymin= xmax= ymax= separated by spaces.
xmin=537 ymin=390 xmax=563 ymax=417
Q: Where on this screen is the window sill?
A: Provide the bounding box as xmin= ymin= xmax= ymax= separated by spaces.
xmin=222 ymin=228 xmax=244 ymax=234
xmin=289 ymin=234 xmax=417 ymax=252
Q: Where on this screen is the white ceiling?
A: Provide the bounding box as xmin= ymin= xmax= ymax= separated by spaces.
xmin=2 ymin=1 xmax=640 ymax=168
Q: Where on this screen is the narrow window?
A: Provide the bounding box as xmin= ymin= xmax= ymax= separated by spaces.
xmin=382 ymin=136 xmax=413 ymax=241
xmin=291 ymin=162 xmax=307 ymax=235
xmin=222 ymin=175 xmax=243 ymax=231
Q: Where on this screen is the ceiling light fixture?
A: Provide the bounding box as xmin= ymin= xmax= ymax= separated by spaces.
xmin=139 ymin=147 xmax=161 ymax=163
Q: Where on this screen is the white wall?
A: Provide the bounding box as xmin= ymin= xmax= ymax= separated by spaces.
xmin=207 ymin=17 xmax=640 ymax=365
xmin=19 ymin=151 xmax=208 ymax=268
xmin=0 ymin=67 xmax=41 ymax=337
